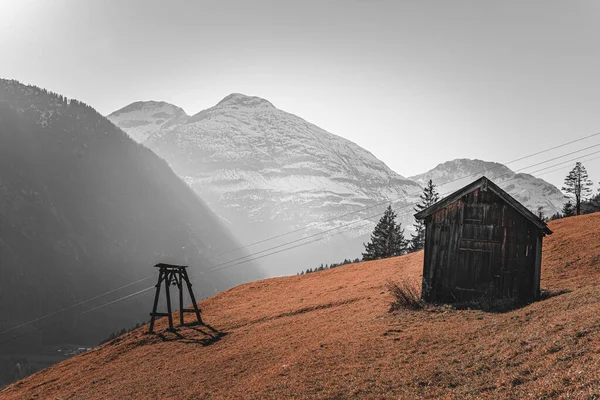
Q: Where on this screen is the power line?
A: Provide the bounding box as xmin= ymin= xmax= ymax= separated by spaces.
xmin=526 ymin=149 xmax=600 ymax=177
xmin=208 ymin=217 xmax=374 ymax=272
xmin=499 ymin=130 xmax=600 ymax=165
xmin=79 ymin=286 xmax=155 ymax=316
xmin=508 ymin=143 xmax=600 ymax=174
xmin=0 ymin=274 xmax=157 ymax=336
xmin=199 ymin=220 xmax=377 ymax=274
xmin=0 ymin=284 xmax=155 ymax=347
xmin=0 ymin=271 xmax=192 ymax=342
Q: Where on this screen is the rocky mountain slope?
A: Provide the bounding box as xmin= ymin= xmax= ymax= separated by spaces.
xmin=0 ymin=80 xmax=261 ymax=359
xmin=108 ymin=94 xmax=423 ymax=275
xmin=3 ymin=212 xmax=600 ymax=399
xmin=410 ymin=159 xmax=567 ymax=218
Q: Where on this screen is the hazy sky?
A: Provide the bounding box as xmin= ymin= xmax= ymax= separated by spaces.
xmin=2 ymin=0 xmax=600 ymax=190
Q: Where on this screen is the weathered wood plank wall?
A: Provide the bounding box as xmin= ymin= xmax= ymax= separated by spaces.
xmin=422 ymin=188 xmax=542 ymax=302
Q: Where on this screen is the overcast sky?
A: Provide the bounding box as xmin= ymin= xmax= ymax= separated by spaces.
xmin=1 ymin=0 xmax=600 ymax=190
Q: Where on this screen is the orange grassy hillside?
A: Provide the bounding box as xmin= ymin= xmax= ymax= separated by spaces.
xmin=2 ymin=212 xmax=600 ymax=399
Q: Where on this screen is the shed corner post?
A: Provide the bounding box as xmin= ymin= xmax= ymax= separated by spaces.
xmin=533 ymin=234 xmax=543 ymax=300
xmin=421 ymin=217 xmax=433 ymax=302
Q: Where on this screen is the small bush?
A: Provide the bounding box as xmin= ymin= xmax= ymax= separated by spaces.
xmin=387 ymin=279 xmax=425 ymax=311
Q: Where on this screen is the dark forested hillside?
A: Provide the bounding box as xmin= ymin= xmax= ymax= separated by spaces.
xmin=0 ymin=80 xmax=262 ymax=356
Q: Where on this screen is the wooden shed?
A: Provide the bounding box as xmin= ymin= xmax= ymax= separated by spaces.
xmin=414 ymin=176 xmax=552 ymax=303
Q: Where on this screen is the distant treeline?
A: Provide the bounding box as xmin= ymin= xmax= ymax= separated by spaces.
xmin=297 ymin=258 xmax=362 ymax=275
xmin=99 ymin=322 xmax=146 ymax=345
xmin=3 ymin=79 xmax=96 ymax=110
xmin=546 ymin=193 xmax=600 ymax=221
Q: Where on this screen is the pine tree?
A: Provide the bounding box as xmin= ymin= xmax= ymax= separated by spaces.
xmin=562 ymin=201 xmax=575 ymax=217
xmin=362 ymin=205 xmax=408 ymax=261
xmin=410 ymin=179 xmax=439 ymax=252
xmin=562 ymin=162 xmax=593 ymax=215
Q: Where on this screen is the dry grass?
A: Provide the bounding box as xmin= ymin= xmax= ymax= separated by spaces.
xmin=2 ymin=212 xmax=600 ymax=399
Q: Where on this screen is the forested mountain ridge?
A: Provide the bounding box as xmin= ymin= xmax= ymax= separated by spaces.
xmin=0 ymin=79 xmax=262 ymax=356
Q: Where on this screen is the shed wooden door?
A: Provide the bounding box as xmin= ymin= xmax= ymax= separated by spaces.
xmin=455 ymin=241 xmax=500 ymax=297
xmin=455 ymin=203 xmax=504 ymax=298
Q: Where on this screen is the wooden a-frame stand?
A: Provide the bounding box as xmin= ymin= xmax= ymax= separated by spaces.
xmin=148 ymin=263 xmax=202 ymax=333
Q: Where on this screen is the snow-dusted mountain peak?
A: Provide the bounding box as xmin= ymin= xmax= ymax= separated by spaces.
xmin=214 ymin=93 xmax=275 ymax=110
xmin=107 ymin=100 xmax=189 ymax=143
xmin=112 ymin=93 xmax=422 ymax=275
xmin=109 ymin=100 xmax=180 ymax=115
xmin=434 ymin=158 xmax=504 ymax=170
xmin=409 ymin=158 xmax=567 ymax=218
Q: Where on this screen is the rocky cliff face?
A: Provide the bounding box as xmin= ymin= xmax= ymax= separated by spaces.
xmin=409 ymin=158 xmax=566 ymax=218
xmin=0 ymin=80 xmax=261 ymax=353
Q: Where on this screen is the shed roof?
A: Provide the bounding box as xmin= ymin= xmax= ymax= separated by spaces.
xmin=414 ymin=176 xmax=553 ymax=235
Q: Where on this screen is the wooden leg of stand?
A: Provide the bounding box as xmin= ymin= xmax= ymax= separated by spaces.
xmin=178 ymin=276 xmax=184 ymax=326
xmin=182 ymin=270 xmax=202 ymax=324
xmin=148 ymin=271 xmax=164 ymax=333
xmin=164 ymin=272 xmax=174 ymax=330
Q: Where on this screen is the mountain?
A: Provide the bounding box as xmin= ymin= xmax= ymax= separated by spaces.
xmin=409 ymin=159 xmax=567 ymax=218
xmin=3 ymin=213 xmax=600 ymax=399
xmin=0 ymin=80 xmax=262 ymax=372
xmin=107 ymin=101 xmax=189 ymax=143
xmin=108 ymin=94 xmax=423 ymax=275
